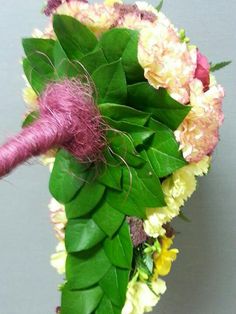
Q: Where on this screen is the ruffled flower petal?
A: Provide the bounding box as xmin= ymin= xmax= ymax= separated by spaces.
xmin=144 ymin=156 xmax=211 ymax=238
xmin=122 ymin=279 xmax=166 ymax=314
xmin=49 ymin=198 xmax=67 ymax=241
xmin=175 ymin=77 xmax=224 ymax=162
xmin=50 ymin=241 xmax=67 ymax=275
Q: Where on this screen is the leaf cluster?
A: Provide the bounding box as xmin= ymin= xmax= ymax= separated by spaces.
xmin=22 ymin=15 xmax=190 ymax=314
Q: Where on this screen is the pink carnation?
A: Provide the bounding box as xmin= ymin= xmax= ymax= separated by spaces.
xmin=175 ymin=78 xmax=224 ymax=163
xmin=195 ymin=51 xmax=210 ymax=91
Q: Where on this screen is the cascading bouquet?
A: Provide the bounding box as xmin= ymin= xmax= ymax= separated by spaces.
xmin=0 ymin=1 xmax=230 ymax=313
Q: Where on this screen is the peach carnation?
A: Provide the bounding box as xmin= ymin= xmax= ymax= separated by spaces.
xmin=137 ymin=12 xmax=197 ymax=104
xmin=49 ymin=198 xmax=67 ymax=241
xmin=175 ymin=77 xmax=224 ymax=162
xmin=55 ymin=1 xmax=118 ymax=36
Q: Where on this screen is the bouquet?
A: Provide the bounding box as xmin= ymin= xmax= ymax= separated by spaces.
xmin=0 ymin=1 xmax=230 ymax=313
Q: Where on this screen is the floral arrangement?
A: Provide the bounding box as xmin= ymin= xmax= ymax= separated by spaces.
xmin=0 ymin=1 xmax=230 ymax=313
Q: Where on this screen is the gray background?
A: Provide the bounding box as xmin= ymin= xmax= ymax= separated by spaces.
xmin=0 ymin=0 xmax=235 ymax=313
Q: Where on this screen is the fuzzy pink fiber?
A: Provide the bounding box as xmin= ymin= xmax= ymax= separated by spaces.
xmin=0 ymin=79 xmax=105 ymax=177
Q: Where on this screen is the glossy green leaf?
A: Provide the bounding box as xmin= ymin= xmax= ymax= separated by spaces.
xmin=99 ymin=103 xmax=150 ymax=126
xmin=79 ymin=48 xmax=107 ymax=74
xmin=97 ymin=150 xmax=122 ymax=191
xmin=95 ymin=295 xmax=120 ymax=314
xmin=104 ymin=117 xmax=154 ymax=147
xmin=99 ymin=28 xmax=144 ymax=82
xmin=23 ymin=58 xmax=50 ymax=94
xmin=92 ymin=60 xmax=127 ymax=105
xmin=53 ymin=15 xmax=98 ymax=60
xmin=99 ymin=266 xmax=129 ymax=308
xmin=53 ymin=41 xmax=83 ymax=79
xmin=93 ymin=202 xmax=125 ymax=237
xmin=66 ymin=246 xmax=111 ymax=289
xmin=104 ymin=221 xmax=133 ymax=269
xmin=107 ymin=165 xmax=165 ymax=218
xmin=65 ymin=219 xmax=106 ymax=253
xmin=127 ymin=82 xmax=191 ymax=130
xmin=65 ymin=177 xmax=105 ymax=219
xmin=22 ymin=38 xmax=55 ymax=74
xmin=135 ymin=161 xmax=165 ymax=206
xmin=145 ymin=119 xmax=187 ymax=177
xmin=22 ymin=111 xmax=39 ymax=128
xmin=61 ymin=284 xmax=103 ymax=314
xmin=108 ymin=131 xmax=145 ymax=168
xmin=49 ymin=149 xmax=90 ymax=204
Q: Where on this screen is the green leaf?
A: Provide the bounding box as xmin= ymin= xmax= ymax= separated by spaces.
xmin=107 ymin=165 xmax=165 ymax=218
xmin=53 ymin=41 xmax=83 ymax=79
xmin=22 ymin=38 xmax=55 ymax=74
xmin=95 ymin=295 xmax=120 ymax=314
xmin=97 ymin=149 xmax=123 ymax=190
xmin=79 ymin=48 xmax=107 ymax=74
xmin=61 ymin=284 xmax=103 ymax=314
xmin=93 ymin=202 xmax=125 ymax=237
xmin=99 ymin=28 xmax=144 ymax=82
xmin=99 ymin=103 xmax=150 ymax=126
xmin=210 ymin=60 xmax=232 ymax=72
xmin=66 ymin=246 xmax=111 ymax=289
xmin=23 ymin=58 xmax=50 ymax=94
xmin=178 ymin=210 xmax=191 ymax=222
xmin=99 ymin=266 xmax=129 ymax=308
xmin=22 ymin=111 xmax=39 ymax=127
xmin=49 ymin=149 xmax=90 ymax=204
xmin=143 ymin=253 xmax=154 ymax=274
xmin=145 ymin=119 xmax=187 ymax=177
xmin=98 ymin=165 xmax=122 ymax=191
xmin=92 ymin=60 xmax=127 ymax=105
xmin=127 ymin=82 xmax=191 ymax=130
xmin=108 ymin=131 xmax=145 ymax=168
xmin=135 ymin=161 xmax=165 ymax=206
xmin=104 ymin=221 xmax=133 ymax=269
xmin=53 ymin=15 xmax=98 ymax=60
xmin=65 ymin=177 xmax=105 ymax=219
xmin=65 ymin=219 xmax=106 ymax=253
xmin=156 ymin=0 xmax=164 ymax=11
xmin=104 ymin=117 xmax=154 ymax=147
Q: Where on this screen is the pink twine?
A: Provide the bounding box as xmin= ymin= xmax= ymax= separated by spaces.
xmin=0 ymin=79 xmax=106 ymax=177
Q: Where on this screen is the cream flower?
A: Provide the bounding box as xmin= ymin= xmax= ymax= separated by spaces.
xmin=122 ymin=279 xmax=166 ymax=314
xmin=55 ymin=1 xmax=118 ymax=36
xmin=137 ymin=12 xmax=197 ymax=104
xmin=23 ymin=86 xmax=38 ymax=109
xmin=175 ymin=77 xmax=224 ymax=162
xmin=49 ymin=198 xmax=67 ymax=241
xmin=144 ymin=156 xmax=210 ymax=237
xmin=51 ymin=241 xmax=67 ymax=275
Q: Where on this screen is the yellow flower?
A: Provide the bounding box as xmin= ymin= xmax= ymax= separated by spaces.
xmin=153 ymin=236 xmax=179 ymax=278
xmin=144 ymin=156 xmax=211 ymax=238
xmin=122 ymin=278 xmax=166 ymax=314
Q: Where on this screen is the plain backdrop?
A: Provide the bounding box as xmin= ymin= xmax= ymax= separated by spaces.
xmin=0 ymin=1 xmax=235 ymax=313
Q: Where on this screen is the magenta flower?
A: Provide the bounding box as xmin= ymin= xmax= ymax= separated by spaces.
xmin=195 ymin=51 xmax=210 ymax=91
